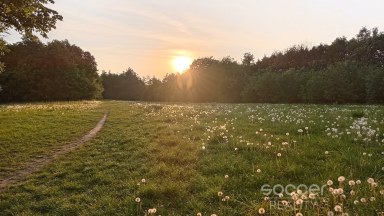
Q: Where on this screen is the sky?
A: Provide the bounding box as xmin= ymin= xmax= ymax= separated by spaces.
xmin=4 ymin=0 xmax=384 ymax=78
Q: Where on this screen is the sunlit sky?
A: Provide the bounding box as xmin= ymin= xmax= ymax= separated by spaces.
xmin=4 ymin=0 xmax=384 ymax=78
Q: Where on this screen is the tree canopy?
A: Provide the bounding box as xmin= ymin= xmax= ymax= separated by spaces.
xmin=0 ymin=39 xmax=102 ymax=101
xmin=0 ymin=0 xmax=62 ymax=72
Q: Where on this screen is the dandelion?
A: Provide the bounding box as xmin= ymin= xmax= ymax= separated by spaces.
xmin=295 ymin=199 xmax=303 ymax=205
xmin=350 ymin=190 xmax=356 ymax=196
xmin=370 ymin=197 xmax=375 ymax=202
xmin=356 ymin=180 xmax=361 ymax=184
xmin=367 ymin=178 xmax=375 ymax=184
xmin=202 ymin=146 xmax=206 ymax=150
xmin=353 ymin=200 xmax=359 ymax=205
xmin=298 ymin=129 xmax=303 ymax=133
xmin=135 ymin=197 xmax=141 ymax=203
xmin=325 ymin=151 xmax=329 ymax=155
xmin=197 ymin=213 xmax=202 ymax=216
xmin=258 ymin=208 xmax=265 ymax=214
xmin=309 ymin=193 xmax=316 ymax=199
xmin=338 ymin=176 xmax=345 ymax=182
xmin=141 ymin=178 xmax=146 ymax=183
xmin=327 ymin=211 xmax=335 ymax=216
xmin=296 ymin=213 xmax=303 ymax=216
xmin=348 ymin=180 xmax=355 ymax=186
xmin=286 ymin=132 xmax=290 ymax=136
xmin=211 ymin=214 xmax=217 ymax=216
xmin=224 ymin=174 xmax=229 ymax=179
xmin=277 ymin=153 xmax=282 ymax=157
xmin=360 ymin=198 xmax=367 ymax=203
xmin=305 ymin=127 xmax=309 ymax=130
xmin=234 ymin=147 xmax=238 ymax=151
xmin=334 ymin=205 xmax=342 ymax=212
xmin=380 ymin=189 xmax=384 ymax=195
xmin=327 ymin=180 xmax=333 ymax=186
xmin=148 ymin=208 xmax=157 ymax=214
xmin=256 ymin=169 xmax=261 ymax=173
xmin=281 ymin=200 xmax=289 ymax=206
xmin=224 ymin=195 xmax=230 ymax=200
xmin=218 ymin=191 xmax=223 ymax=196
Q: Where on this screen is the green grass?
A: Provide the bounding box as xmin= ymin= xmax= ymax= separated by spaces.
xmin=0 ymin=101 xmax=383 ymax=215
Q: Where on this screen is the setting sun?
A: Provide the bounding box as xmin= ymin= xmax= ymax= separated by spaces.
xmin=172 ymin=56 xmax=193 ymax=72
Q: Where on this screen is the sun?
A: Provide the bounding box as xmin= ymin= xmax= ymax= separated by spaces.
xmin=172 ymin=56 xmax=192 ymax=73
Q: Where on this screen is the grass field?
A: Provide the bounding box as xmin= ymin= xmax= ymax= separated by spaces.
xmin=0 ymin=101 xmax=383 ymax=215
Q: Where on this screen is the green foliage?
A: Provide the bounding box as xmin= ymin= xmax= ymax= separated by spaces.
xmin=101 ymin=68 xmax=145 ymax=100
xmin=0 ymin=0 xmax=62 ymax=39
xmin=0 ymin=40 xmax=102 ymax=102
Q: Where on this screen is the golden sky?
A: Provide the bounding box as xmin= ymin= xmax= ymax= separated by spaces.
xmin=5 ymin=0 xmax=384 ymax=78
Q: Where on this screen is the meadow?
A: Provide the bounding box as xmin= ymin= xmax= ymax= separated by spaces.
xmin=0 ymin=101 xmax=383 ymax=215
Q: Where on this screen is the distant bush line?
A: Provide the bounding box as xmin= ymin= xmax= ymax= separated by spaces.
xmin=1 ymin=27 xmax=383 ymax=103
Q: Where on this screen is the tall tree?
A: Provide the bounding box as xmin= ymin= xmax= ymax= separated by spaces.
xmin=0 ymin=0 xmax=62 ymax=72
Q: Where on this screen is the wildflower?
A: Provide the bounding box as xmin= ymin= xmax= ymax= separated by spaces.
xmin=135 ymin=197 xmax=141 ymax=203
xmin=334 ymin=205 xmax=342 ymax=212
xmin=295 ymin=199 xmax=303 ymax=205
xmin=380 ymin=189 xmax=384 ymax=195
xmin=348 ymin=180 xmax=355 ymax=186
xmin=338 ymin=176 xmax=345 ymax=182
xmin=148 ymin=208 xmax=157 ymax=214
xmin=367 ymin=178 xmax=375 ymax=184
xmin=309 ymin=193 xmax=316 ymax=199
xmin=258 ymin=208 xmax=265 ymax=214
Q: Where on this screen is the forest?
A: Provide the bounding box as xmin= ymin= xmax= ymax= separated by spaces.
xmin=1 ymin=27 xmax=384 ymax=103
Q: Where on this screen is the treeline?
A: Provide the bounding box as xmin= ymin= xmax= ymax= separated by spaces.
xmin=102 ymin=27 xmax=384 ymax=104
xmin=0 ymin=27 xmax=383 ymax=103
xmin=0 ymin=40 xmax=102 ymax=101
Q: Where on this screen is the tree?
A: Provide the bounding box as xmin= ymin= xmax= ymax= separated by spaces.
xmin=101 ymin=68 xmax=145 ymax=100
xmin=0 ymin=0 xmax=62 ymax=73
xmin=242 ymin=52 xmax=254 ymax=66
xmin=0 ymin=39 xmax=102 ymax=101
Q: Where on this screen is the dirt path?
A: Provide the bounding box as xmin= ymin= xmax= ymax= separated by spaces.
xmin=0 ymin=112 xmax=108 ymax=192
